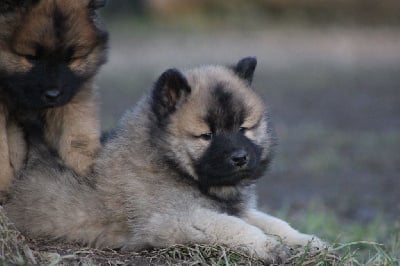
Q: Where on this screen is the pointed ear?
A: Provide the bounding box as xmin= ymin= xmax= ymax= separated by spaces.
xmin=232 ymin=57 xmax=257 ymax=84
xmin=151 ymin=68 xmax=191 ymax=120
xmin=88 ymin=0 xmax=107 ymax=10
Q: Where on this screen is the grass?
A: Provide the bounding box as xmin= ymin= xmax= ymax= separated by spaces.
xmin=274 ymin=202 xmax=400 ymax=265
xmin=1 ymin=206 xmax=398 ymax=265
xmin=0 ymin=206 xmax=37 ymax=265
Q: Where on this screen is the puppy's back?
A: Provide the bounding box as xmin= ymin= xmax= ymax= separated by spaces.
xmin=5 ymin=144 xmax=128 ymax=248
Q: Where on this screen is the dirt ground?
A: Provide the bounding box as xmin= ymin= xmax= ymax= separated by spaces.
xmin=97 ymin=23 xmax=400 ymax=223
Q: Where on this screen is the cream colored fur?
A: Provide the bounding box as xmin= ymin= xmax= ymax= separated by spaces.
xmin=5 ymin=61 xmax=327 ymax=264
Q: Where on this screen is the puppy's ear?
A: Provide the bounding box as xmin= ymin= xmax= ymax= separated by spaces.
xmin=152 ymin=68 xmax=191 ymax=120
xmin=232 ymin=57 xmax=257 ymax=84
xmin=88 ymin=0 xmax=107 ymax=10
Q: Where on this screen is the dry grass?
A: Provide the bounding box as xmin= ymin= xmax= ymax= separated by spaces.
xmin=1 ymin=207 xmax=397 ymax=265
xmin=0 ymin=207 xmax=335 ymax=265
xmin=0 ymin=206 xmax=37 ymax=265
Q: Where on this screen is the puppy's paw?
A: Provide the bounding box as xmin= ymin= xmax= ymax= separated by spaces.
xmin=251 ymin=236 xmax=291 ymax=264
xmin=286 ymin=233 xmax=329 ymax=251
xmin=305 ymin=236 xmax=330 ymax=251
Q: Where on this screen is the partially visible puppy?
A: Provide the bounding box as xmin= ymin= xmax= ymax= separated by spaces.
xmin=5 ymin=58 xmax=327 ymax=264
xmin=0 ymin=0 xmax=108 ymax=197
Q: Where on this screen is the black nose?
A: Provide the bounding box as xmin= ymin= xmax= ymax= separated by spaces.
xmin=44 ymin=89 xmax=61 ymax=100
xmin=230 ymin=150 xmax=248 ymax=167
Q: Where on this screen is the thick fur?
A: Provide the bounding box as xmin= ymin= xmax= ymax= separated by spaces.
xmin=0 ymin=0 xmax=108 ymax=197
xmin=5 ymin=58 xmax=326 ymax=263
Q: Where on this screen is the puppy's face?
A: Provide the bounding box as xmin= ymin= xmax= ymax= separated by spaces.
xmin=0 ymin=0 xmax=108 ymax=109
xmin=151 ymin=58 xmax=274 ymax=190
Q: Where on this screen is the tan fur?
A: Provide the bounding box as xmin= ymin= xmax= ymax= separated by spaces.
xmin=5 ymin=61 xmax=327 ymax=263
xmin=0 ymin=105 xmax=13 ymax=194
xmin=44 ymin=83 xmax=101 ymax=175
xmin=0 ymin=0 xmax=107 ymax=195
xmin=166 ymin=66 xmax=269 ymax=178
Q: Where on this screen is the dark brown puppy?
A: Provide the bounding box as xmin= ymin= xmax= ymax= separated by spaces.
xmin=0 ymin=0 xmax=108 ymax=197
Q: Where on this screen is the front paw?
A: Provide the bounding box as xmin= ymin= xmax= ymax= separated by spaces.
xmin=286 ymin=233 xmax=329 ymax=251
xmin=250 ymin=236 xmax=291 ymax=264
xmin=306 ymin=236 xmax=330 ymax=252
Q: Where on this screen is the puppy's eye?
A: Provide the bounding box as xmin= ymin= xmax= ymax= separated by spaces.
xmin=239 ymin=127 xmax=247 ymax=134
xmin=199 ymin=133 xmax=213 ymax=141
xmin=66 ymin=47 xmax=88 ymax=62
xmin=23 ymin=54 xmax=38 ymax=61
xmin=64 ymin=55 xmax=73 ymax=62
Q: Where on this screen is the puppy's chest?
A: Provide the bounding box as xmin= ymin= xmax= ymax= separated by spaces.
xmin=11 ymin=108 xmax=46 ymax=140
xmin=203 ymin=190 xmax=247 ymax=217
xmin=217 ymin=199 xmax=244 ymax=216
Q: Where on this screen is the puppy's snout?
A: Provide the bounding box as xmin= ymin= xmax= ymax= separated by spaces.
xmin=230 ymin=150 xmax=248 ymax=167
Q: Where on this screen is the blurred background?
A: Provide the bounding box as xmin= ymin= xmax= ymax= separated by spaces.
xmin=97 ymin=0 xmax=399 ymax=244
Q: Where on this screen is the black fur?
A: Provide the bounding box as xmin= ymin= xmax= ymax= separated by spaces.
xmin=151 ymin=68 xmax=191 ymax=123
xmin=100 ymin=129 xmax=117 ymax=144
xmin=0 ymin=1 xmax=108 ymax=152
xmin=206 ymin=84 xmax=247 ymax=133
xmin=53 ymin=7 xmax=67 ymax=41
xmin=0 ymin=4 xmax=108 ymax=111
xmin=88 ymin=0 xmax=107 ymax=9
xmin=195 ymin=133 xmax=262 ymax=188
xmin=208 ymin=191 xmax=245 ymax=216
xmin=1 ymin=62 xmax=87 ymax=110
xmin=0 ymin=0 xmax=38 ymax=12
xmin=151 ymin=59 xmax=272 ymax=212
xmin=0 ymin=0 xmax=106 ymax=13
xmin=195 ymin=82 xmax=264 ymax=190
xmin=232 ymin=57 xmax=257 ymax=84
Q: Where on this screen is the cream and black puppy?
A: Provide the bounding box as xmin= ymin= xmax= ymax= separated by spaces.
xmin=6 ymin=58 xmax=326 ymax=263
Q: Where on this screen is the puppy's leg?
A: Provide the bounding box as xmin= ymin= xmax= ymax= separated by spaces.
xmin=128 ymin=208 xmax=290 ymax=264
xmin=244 ymin=209 xmax=327 ymax=249
xmin=45 ymin=84 xmax=100 ymax=175
xmin=0 ymin=106 xmax=13 ymax=197
xmin=7 ymin=121 xmax=27 ymax=174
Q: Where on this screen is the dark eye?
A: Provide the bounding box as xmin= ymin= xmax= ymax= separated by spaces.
xmin=65 ymin=47 xmax=76 ymax=62
xmin=200 ymin=133 xmax=213 ymax=141
xmin=64 ymin=54 xmax=73 ymax=62
xmin=24 ymin=54 xmax=38 ymax=61
xmin=239 ymin=127 xmax=247 ymax=134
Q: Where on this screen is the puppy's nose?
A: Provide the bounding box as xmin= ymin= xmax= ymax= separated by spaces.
xmin=44 ymin=89 xmax=61 ymax=100
xmin=230 ymin=150 xmax=248 ymax=167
